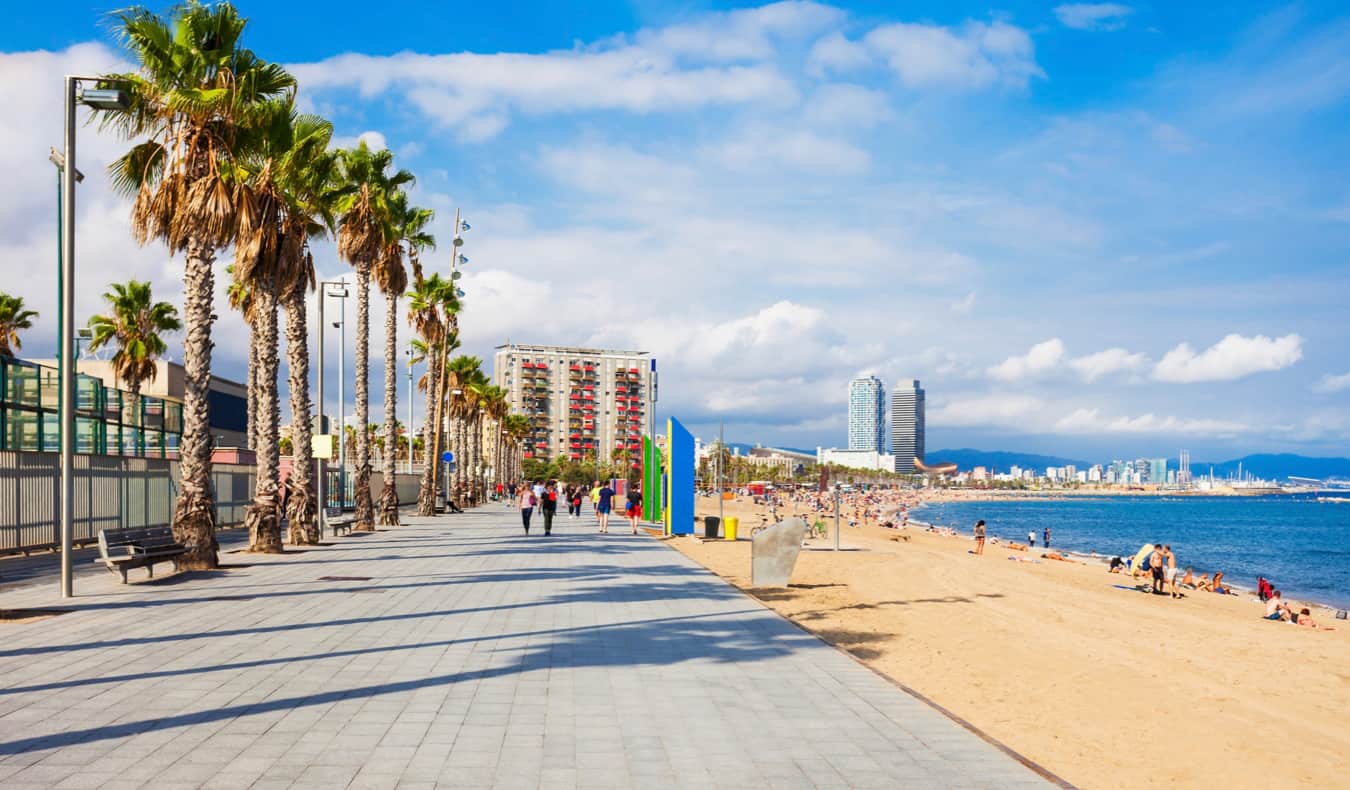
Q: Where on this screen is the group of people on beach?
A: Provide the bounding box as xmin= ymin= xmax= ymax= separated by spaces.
xmin=1262 ymin=589 xmax=1334 ymax=629
xmin=506 ymin=480 xmax=642 ymax=536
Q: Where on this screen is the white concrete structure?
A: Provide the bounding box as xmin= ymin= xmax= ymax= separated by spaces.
xmin=816 ymin=447 xmax=897 ymax=472
xmin=847 ymin=376 xmax=886 ymax=453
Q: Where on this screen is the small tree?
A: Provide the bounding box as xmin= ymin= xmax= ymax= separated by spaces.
xmin=0 ymin=292 xmax=38 ymax=358
xmin=87 ymin=280 xmax=181 ymax=401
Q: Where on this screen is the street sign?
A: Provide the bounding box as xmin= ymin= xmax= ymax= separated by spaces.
xmin=311 ymin=435 xmax=334 ymax=459
xmin=441 ymin=451 xmax=454 ymax=463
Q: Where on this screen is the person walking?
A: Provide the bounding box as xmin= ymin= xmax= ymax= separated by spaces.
xmin=518 ymin=481 xmax=536 ymax=535
xmin=974 ymin=519 xmax=986 ymax=556
xmin=625 ymin=484 xmax=642 ymax=535
xmin=1043 ymin=527 xmax=1051 ymax=548
xmin=590 ymin=480 xmax=602 ymax=518
xmin=541 ymin=480 xmax=558 ymax=536
xmin=570 ymin=486 xmax=584 ymax=519
xmin=596 ymin=480 xmax=615 ymax=534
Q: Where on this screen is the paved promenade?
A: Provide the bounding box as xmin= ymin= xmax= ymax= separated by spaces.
xmin=0 ymin=507 xmax=1055 ymax=789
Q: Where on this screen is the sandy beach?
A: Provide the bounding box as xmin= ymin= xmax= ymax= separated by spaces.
xmin=673 ymin=494 xmax=1350 ymax=789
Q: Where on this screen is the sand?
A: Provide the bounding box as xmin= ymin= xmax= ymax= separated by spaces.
xmin=672 ymin=495 xmax=1350 ymax=790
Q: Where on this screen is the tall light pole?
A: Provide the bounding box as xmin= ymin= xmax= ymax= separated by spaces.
xmin=57 ymin=76 xmax=129 ymax=599
xmin=406 ymin=344 xmax=414 ymax=474
xmin=328 ymin=283 xmax=349 ymax=506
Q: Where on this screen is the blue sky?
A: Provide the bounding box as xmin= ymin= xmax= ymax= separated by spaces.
xmin=2 ymin=1 xmax=1348 ymax=462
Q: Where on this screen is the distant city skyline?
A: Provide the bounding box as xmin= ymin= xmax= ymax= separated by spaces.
xmin=2 ymin=1 xmax=1347 ymax=460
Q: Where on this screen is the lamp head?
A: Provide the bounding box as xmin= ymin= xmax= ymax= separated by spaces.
xmin=78 ymin=87 xmax=130 ymax=111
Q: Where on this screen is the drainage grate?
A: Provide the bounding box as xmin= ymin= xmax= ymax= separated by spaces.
xmin=205 ymin=595 xmax=255 ymax=601
xmin=318 ymin=576 xmax=373 ymax=582
xmin=350 ymin=588 xmax=385 ymax=594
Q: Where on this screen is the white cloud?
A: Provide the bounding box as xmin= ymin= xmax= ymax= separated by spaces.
xmin=1313 ymin=372 xmax=1350 ymax=394
xmin=710 ymin=127 xmax=871 ymax=174
xmin=863 ymin=21 xmax=1043 ymax=89
xmin=330 ymin=130 xmax=387 ymax=151
xmin=950 ymin=291 xmax=976 ymax=315
xmin=1068 ymin=348 xmax=1149 ymax=382
xmin=987 ymin=339 xmax=1065 ymax=381
xmin=928 ymin=394 xmax=1046 ymax=428
xmin=803 ymin=83 xmax=893 ymax=128
xmin=1153 ymin=333 xmax=1303 ymax=383
xmin=1054 ymin=4 xmax=1134 ymax=32
xmin=1054 ymin=408 xmax=1247 ymax=437
xmin=289 ymin=6 xmax=828 ymax=140
xmin=805 ymin=31 xmax=872 ymax=75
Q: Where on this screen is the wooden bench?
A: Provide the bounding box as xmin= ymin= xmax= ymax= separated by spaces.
xmin=96 ymin=526 xmax=188 ymax=584
xmin=326 ymin=507 xmax=356 ymax=536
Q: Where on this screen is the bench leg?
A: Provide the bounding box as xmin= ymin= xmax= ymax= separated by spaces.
xmin=120 ymin=566 xmax=128 ymax=584
xmin=147 ymin=562 xmax=154 ymax=579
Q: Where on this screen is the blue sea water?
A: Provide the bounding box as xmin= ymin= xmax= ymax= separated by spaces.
xmin=912 ymin=495 xmax=1350 ymax=609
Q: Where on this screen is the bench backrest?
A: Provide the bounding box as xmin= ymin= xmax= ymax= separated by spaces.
xmin=324 ymin=507 xmax=342 ymax=519
xmin=100 ymin=526 xmax=180 ymax=551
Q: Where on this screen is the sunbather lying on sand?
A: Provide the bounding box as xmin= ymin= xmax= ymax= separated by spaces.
xmin=1180 ymin=567 xmax=1195 ymax=588
xmin=1195 ymin=573 xmax=1212 ymax=592
xmin=1296 ymin=608 xmax=1335 ymax=630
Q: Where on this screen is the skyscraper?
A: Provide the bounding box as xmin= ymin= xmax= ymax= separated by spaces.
xmin=847 ymin=376 xmax=886 ymax=453
xmin=890 ymin=379 xmax=925 ymax=474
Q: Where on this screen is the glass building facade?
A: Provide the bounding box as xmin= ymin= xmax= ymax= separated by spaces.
xmin=0 ymin=357 xmax=183 ymax=458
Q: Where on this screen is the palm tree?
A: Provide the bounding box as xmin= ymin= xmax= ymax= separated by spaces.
xmin=444 ymin=355 xmax=482 ymax=505
xmin=224 ymin=265 xmax=259 ymax=450
xmin=236 ymin=106 xmax=343 ymax=549
xmin=408 ymin=274 xmax=459 ymax=514
xmin=85 ymin=280 xmax=181 ymax=403
xmin=0 ymin=292 xmax=39 ymax=358
xmin=97 ymin=1 xmax=294 ymax=569
xmin=275 ymin=117 xmax=343 ymax=545
xmin=375 ymin=192 xmax=434 ymax=526
xmin=336 ymin=142 xmax=412 ymax=529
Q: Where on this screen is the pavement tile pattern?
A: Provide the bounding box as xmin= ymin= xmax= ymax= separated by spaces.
xmin=0 ymin=506 xmax=1053 ymax=789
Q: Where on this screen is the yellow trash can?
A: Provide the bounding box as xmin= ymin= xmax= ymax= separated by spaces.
xmin=724 ymin=516 xmax=738 ymax=541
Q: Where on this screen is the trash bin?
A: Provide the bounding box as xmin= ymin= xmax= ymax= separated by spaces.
xmin=724 ymin=516 xmax=738 ymax=541
xmin=703 ymin=516 xmax=720 ymax=539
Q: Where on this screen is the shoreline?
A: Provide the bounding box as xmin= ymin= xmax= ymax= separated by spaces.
xmin=903 ymin=493 xmax=1349 ymax=613
xmin=676 ymin=494 xmax=1349 ymax=789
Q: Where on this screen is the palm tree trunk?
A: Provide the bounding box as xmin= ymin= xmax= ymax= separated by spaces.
xmin=353 ymin=263 xmax=374 ymax=529
xmin=377 ymin=291 xmax=400 ymax=526
xmin=171 ymin=242 xmax=219 ymax=569
xmin=417 ymin=349 xmax=442 ymax=515
xmin=246 ymin=329 xmax=258 ymax=449
xmin=284 ymin=291 xmax=317 ymax=544
xmin=244 ymin=284 xmax=283 ymax=553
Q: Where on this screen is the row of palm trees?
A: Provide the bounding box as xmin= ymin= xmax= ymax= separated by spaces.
xmin=90 ymin=1 xmax=528 ymax=566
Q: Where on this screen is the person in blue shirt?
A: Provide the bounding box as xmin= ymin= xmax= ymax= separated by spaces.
xmin=597 ymin=482 xmax=615 ymax=534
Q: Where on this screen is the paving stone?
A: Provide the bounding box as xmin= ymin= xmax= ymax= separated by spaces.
xmin=0 ymin=507 xmax=1052 ymax=789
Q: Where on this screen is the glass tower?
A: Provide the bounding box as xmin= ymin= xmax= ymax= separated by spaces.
xmin=847 ymin=376 xmax=885 ymax=453
xmin=890 ymin=379 xmax=925 ymax=474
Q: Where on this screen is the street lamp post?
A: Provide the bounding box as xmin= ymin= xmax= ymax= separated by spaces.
xmin=406 ymin=344 xmax=414 ymax=475
xmin=57 ymin=76 xmax=129 ymax=599
xmin=325 ymin=283 xmax=349 ymax=507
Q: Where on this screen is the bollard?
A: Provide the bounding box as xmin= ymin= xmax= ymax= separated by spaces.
xmin=724 ymin=516 xmax=738 ymax=541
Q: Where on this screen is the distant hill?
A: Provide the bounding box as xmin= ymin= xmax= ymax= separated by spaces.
xmin=927 ymin=448 xmax=1092 ymax=472
xmin=1189 ymin=453 xmax=1350 ymax=482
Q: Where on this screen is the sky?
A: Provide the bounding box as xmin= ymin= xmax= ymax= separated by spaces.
xmin=2 ymin=1 xmax=1349 ymax=463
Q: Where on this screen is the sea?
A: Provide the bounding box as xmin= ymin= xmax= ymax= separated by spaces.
xmin=911 ymin=494 xmax=1350 ymax=610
